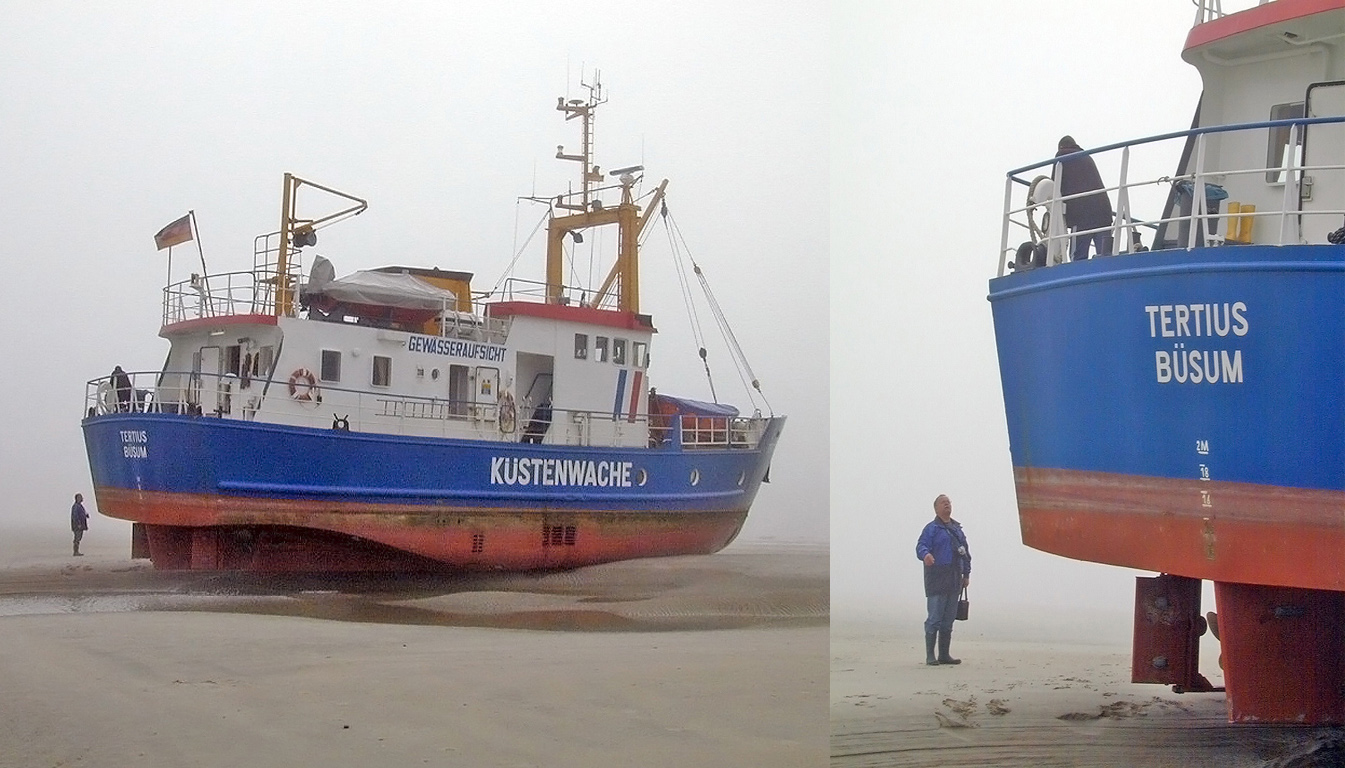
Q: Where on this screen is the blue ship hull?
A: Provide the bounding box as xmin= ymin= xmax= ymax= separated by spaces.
xmin=82 ymin=413 xmax=784 ymax=571
xmin=989 ymin=245 xmax=1345 ymax=590
xmin=992 ymin=244 xmax=1345 ymax=489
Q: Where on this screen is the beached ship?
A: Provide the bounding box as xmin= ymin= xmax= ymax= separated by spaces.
xmin=990 ymin=0 xmax=1345 ymax=724
xmin=81 ymin=83 xmax=783 ymax=574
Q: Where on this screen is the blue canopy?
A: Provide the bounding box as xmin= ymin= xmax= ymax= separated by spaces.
xmin=657 ymin=394 xmax=739 ymax=418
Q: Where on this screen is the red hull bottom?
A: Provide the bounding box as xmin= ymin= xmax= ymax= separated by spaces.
xmin=1132 ymin=575 xmax=1345 ymax=724
xmin=97 ymin=488 xmax=747 ymax=572
xmin=1016 ymin=468 xmax=1345 ymax=724
xmin=1215 ymin=582 xmax=1345 ymax=724
xmin=1014 ymin=467 xmax=1345 ymax=590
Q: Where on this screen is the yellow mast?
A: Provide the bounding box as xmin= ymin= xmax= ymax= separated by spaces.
xmin=275 ymin=173 xmax=297 ymax=316
xmin=274 ymin=174 xmax=368 ymax=316
xmin=545 ymin=78 xmax=668 ymax=314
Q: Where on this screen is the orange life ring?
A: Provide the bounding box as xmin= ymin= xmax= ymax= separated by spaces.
xmin=288 ymin=368 xmax=318 ymax=402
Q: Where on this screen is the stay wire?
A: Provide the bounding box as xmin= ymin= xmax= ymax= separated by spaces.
xmin=662 ymin=202 xmax=717 ymax=402
xmin=490 ymin=204 xmax=550 ymax=298
xmin=667 ymin=207 xmax=774 ymax=416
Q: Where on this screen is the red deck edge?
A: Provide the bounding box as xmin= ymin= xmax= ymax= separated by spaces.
xmin=1184 ymin=0 xmax=1345 ymax=51
xmin=161 ymin=312 xmax=278 ymax=336
xmin=487 ymin=301 xmax=655 ymax=331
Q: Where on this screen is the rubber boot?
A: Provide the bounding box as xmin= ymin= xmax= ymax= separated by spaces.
xmin=937 ymin=629 xmax=961 ymax=665
xmin=925 ymin=632 xmax=939 ymax=665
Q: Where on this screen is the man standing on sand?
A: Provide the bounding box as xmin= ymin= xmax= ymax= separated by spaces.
xmin=916 ymin=494 xmax=971 ymax=666
xmin=71 ymin=493 xmax=89 ymax=557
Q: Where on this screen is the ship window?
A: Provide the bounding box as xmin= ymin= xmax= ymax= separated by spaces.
xmin=574 ymin=333 xmax=588 ymax=360
xmin=595 ymin=336 xmax=609 ymax=363
xmin=259 ymin=346 xmax=275 ymax=379
xmin=1266 ymin=101 xmax=1306 ymax=183
xmin=225 ymin=345 xmax=242 ymax=375
xmin=613 ymin=338 xmax=627 ymax=366
xmin=448 ymin=364 xmax=469 ymax=416
xmin=372 ymin=355 xmax=392 ymax=387
xmin=633 ymin=342 xmax=648 ymax=368
xmin=320 ymin=350 xmax=341 ymax=382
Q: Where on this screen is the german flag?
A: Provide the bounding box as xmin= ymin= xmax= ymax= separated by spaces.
xmin=154 ymin=214 xmax=193 ymax=250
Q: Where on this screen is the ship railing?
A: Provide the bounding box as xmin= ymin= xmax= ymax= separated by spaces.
xmin=84 ymin=369 xmax=169 ymax=416
xmin=673 ymin=415 xmax=765 ymax=449
xmin=1191 ymin=0 xmax=1226 ymax=25
xmin=162 ymin=270 xmax=280 ymax=325
xmin=83 ymin=371 xmax=772 ymax=451
xmin=999 ymin=115 xmax=1345 ymax=276
xmin=493 ymin=277 xmax=621 ymax=311
xmin=431 ymin=310 xmax=512 ymax=343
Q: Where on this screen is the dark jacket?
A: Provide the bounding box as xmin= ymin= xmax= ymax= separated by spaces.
xmin=916 ymin=517 xmax=970 ymax=597
xmin=71 ymin=501 xmax=89 ymax=532
xmin=1055 ymin=142 xmax=1113 ymax=229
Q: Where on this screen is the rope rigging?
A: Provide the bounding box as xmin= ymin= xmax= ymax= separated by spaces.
xmin=660 ymin=201 xmax=772 ymax=416
xmin=491 ymin=202 xmax=551 ymax=298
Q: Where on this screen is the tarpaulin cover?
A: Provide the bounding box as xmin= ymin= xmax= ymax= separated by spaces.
xmin=307 ymin=269 xmax=457 ymax=310
xmin=654 ymin=394 xmax=739 ymax=418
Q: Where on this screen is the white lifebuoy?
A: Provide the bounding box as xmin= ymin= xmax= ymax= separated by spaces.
xmin=288 ymin=368 xmax=318 ymax=402
xmin=95 ymin=380 xmax=115 ymax=415
xmin=498 ymin=391 xmax=517 ymax=433
xmin=1027 ymin=175 xmax=1054 ymax=243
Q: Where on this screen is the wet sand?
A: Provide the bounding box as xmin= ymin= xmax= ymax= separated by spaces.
xmin=832 ymin=618 xmax=1345 ymax=768
xmin=0 ymin=524 xmax=828 ymax=767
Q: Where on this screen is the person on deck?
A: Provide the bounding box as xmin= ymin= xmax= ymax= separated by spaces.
xmin=916 ymin=494 xmax=971 ymax=666
xmin=111 ymin=365 xmax=133 ymax=412
xmin=1054 ymin=135 xmax=1114 ymax=261
xmin=70 ymin=493 xmax=89 ymax=557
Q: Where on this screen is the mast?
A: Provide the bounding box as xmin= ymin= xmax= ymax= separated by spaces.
xmin=545 ymin=75 xmax=668 ymax=314
xmin=274 ymin=174 xmax=368 ymax=316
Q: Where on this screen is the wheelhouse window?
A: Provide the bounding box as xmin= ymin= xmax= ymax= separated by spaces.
xmin=1266 ymin=101 xmax=1306 ymax=183
xmin=372 ymin=355 xmax=392 ymax=387
xmin=633 ymin=341 xmax=648 ymax=368
xmin=595 ymin=336 xmax=609 ymax=363
xmin=612 ymin=338 xmax=627 ymax=366
xmin=574 ymin=333 xmax=588 ymax=360
xmin=259 ymin=346 xmax=275 ymax=380
xmin=320 ymin=350 xmax=342 ymax=382
xmin=225 ymin=345 xmax=242 ymax=375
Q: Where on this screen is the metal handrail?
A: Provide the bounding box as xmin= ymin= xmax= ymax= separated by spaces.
xmin=999 ymin=115 xmax=1345 ymax=276
xmin=497 ymin=277 xmax=620 ymax=310
xmin=83 ymin=370 xmax=770 ymax=451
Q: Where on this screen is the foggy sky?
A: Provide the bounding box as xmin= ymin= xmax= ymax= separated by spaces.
xmin=0 ymin=2 xmax=827 ymax=543
xmin=832 ymin=0 xmax=1210 ymax=627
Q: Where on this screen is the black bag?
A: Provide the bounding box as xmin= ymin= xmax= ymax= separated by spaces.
xmin=956 ymin=587 xmax=969 ymax=621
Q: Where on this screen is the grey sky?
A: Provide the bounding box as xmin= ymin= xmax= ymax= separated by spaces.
xmin=0 ymin=2 xmax=827 ymax=543
xmin=832 ymin=0 xmax=1210 ymax=627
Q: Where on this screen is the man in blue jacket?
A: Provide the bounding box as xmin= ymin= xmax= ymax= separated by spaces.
xmin=916 ymin=494 xmax=971 ymax=665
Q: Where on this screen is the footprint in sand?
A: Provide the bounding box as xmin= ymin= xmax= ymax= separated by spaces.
xmin=934 ymin=711 xmax=977 ymax=729
xmin=986 ymin=699 xmax=1010 ymax=716
xmin=941 ymin=696 xmax=977 ymax=717
xmin=1058 ymin=700 xmax=1148 ymax=721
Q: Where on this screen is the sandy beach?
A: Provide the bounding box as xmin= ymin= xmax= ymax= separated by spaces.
xmin=831 ymin=615 xmax=1345 ymax=768
xmin=0 ymin=523 xmax=827 ymax=767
